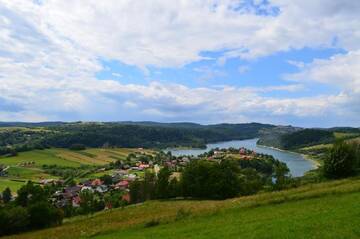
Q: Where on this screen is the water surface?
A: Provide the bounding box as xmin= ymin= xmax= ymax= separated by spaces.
xmin=168 ymin=138 xmax=316 ymax=177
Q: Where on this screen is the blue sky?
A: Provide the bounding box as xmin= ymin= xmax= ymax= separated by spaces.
xmin=0 ymin=0 xmax=359 ymax=127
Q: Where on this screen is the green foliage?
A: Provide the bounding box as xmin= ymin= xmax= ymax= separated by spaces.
xmin=258 ymin=127 xmax=339 ymax=150
xmin=281 ymin=129 xmax=335 ymax=149
xmin=13 ymin=177 xmax=360 ymax=239
xmin=156 ymin=166 xmax=171 ymax=199
xmin=28 ymin=202 xmax=63 ymax=229
xmin=129 ymin=180 xmax=143 ymax=204
xmin=238 ymin=168 xmax=264 ymax=195
xmin=104 ymin=191 xmax=127 ymax=209
xmin=15 ymin=181 xmax=48 ymax=207
xmin=0 ymin=122 xmax=273 ymax=155
xmin=0 ymin=181 xmax=64 ymax=236
xmin=168 ymin=177 xmax=181 ymax=198
xmin=181 ymin=159 xmax=241 ymax=199
xmin=0 ymin=206 xmax=29 ymax=236
xmin=324 ymin=141 xmax=357 ymax=178
xmin=273 ymin=161 xmax=291 ymax=190
xmin=2 ymin=187 xmax=12 ymax=203
xmin=100 ymin=174 xmax=113 ymax=185
xmin=43 ymin=164 xmax=95 ymax=179
xmin=79 ymin=189 xmax=97 ymax=215
xmin=129 ymin=171 xmax=157 ymax=203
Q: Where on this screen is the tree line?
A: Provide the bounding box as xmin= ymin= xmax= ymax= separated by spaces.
xmin=129 ymin=157 xmax=291 ymax=203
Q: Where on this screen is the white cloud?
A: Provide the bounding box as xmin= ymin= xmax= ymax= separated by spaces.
xmin=287 ymin=50 xmax=360 ymax=93
xmin=3 ymin=0 xmax=360 ymax=68
xmin=0 ymin=0 xmax=359 ymax=125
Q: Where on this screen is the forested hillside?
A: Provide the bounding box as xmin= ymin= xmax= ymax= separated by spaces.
xmin=0 ymin=122 xmax=274 ymax=155
xmin=258 ymin=127 xmax=360 ymax=150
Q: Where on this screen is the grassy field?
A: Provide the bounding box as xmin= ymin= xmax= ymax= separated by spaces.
xmin=0 ymin=147 xmax=154 ymax=192
xmin=5 ymin=177 xmax=360 ymax=239
xmin=0 ymin=149 xmax=82 ymax=167
xmin=0 ymin=179 xmax=26 ymax=192
xmin=0 ymin=148 xmax=155 ymax=168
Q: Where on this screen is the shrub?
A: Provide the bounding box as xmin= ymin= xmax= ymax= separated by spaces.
xmin=2 ymin=187 xmax=12 ymax=203
xmin=324 ymin=141 xmax=356 ymax=178
xmin=181 ymin=159 xmax=241 ymax=199
xmin=28 ymin=202 xmax=64 ymax=229
xmin=0 ymin=206 xmax=29 ymax=236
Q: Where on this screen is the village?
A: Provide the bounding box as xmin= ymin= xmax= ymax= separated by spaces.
xmin=0 ymin=146 xmax=268 ymax=213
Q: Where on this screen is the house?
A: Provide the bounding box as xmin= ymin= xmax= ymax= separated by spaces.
xmin=138 ymin=164 xmax=150 ymax=170
xmin=64 ymin=185 xmax=81 ymax=197
xmin=115 ymin=180 xmax=129 ymax=190
xmin=95 ymin=185 xmax=108 ymax=193
xmin=72 ymin=196 xmax=81 ymax=207
xmin=40 ymin=179 xmax=55 ymax=185
xmin=81 ymin=186 xmax=94 ymax=192
xmin=91 ymin=178 xmax=103 ymax=186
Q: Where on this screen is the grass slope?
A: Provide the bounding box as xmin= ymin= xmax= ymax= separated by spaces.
xmin=5 ymin=177 xmax=360 ymax=239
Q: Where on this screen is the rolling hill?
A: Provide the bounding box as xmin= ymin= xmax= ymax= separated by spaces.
xmin=5 ymin=177 xmax=360 ymax=239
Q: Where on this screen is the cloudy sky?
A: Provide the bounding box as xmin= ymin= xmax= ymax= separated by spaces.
xmin=0 ymin=0 xmax=359 ymax=127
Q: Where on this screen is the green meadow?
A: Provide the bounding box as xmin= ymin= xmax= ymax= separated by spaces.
xmin=5 ymin=177 xmax=360 ymax=239
xmin=0 ymin=147 xmax=154 ymax=192
xmin=0 ymin=179 xmax=25 ymax=192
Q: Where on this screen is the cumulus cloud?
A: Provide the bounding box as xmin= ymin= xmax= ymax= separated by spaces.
xmin=287 ymin=50 xmax=360 ymax=92
xmin=0 ymin=0 xmax=359 ymax=125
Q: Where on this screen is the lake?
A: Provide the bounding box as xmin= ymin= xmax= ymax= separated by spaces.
xmin=167 ymin=138 xmax=316 ymax=177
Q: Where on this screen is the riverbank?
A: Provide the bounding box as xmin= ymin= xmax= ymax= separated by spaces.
xmin=168 ymin=139 xmax=315 ymax=177
xmin=256 ymin=142 xmax=321 ymax=169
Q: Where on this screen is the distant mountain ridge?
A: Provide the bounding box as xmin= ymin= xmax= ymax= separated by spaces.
xmin=0 ymin=121 xmax=359 ymax=155
xmin=0 ymin=122 xmax=275 ymax=155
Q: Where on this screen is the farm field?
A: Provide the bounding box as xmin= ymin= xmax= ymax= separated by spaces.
xmin=0 ymin=147 xmax=155 ymax=192
xmin=0 ymin=179 xmax=25 ymax=192
xmin=5 ymin=177 xmax=360 ymax=239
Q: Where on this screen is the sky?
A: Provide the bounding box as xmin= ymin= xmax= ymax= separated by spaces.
xmin=0 ymin=0 xmax=359 ymax=127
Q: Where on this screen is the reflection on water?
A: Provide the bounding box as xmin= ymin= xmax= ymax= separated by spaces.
xmin=167 ymin=138 xmax=316 ymax=177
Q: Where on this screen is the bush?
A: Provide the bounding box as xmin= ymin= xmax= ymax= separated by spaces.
xmin=0 ymin=206 xmax=29 ymax=236
xmin=2 ymin=187 xmax=12 ymax=203
xmin=181 ymin=159 xmax=241 ymax=199
xmin=15 ymin=181 xmax=48 ymax=207
xmin=324 ymin=141 xmax=356 ymax=178
xmin=28 ymin=202 xmax=64 ymax=229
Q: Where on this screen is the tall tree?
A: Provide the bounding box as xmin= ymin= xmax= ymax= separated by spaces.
xmin=2 ymin=187 xmax=12 ymax=203
xmin=324 ymin=141 xmax=356 ymax=178
xmin=156 ymin=166 xmax=171 ymax=199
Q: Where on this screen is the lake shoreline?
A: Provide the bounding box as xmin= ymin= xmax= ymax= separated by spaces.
xmin=256 ymin=142 xmax=320 ymax=169
xmin=168 ymin=138 xmax=315 ymax=177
